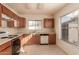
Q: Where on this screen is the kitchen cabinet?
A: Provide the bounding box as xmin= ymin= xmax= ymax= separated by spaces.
xmin=19 ymin=34 xmax=26 ymax=47
xmin=2 ymin=4 xmax=21 ymax=21
xmin=0 ymin=41 xmax=12 ymax=55
xmin=48 ymin=34 xmax=56 ymax=44
xmin=20 ymin=18 xmax=26 ymax=28
xmin=17 ymin=17 xmax=26 ymax=28
xmin=20 ymin=33 xmax=56 ymax=45
xmin=0 ymin=4 xmax=26 ymax=28
xmin=26 ymin=34 xmax=40 ymax=45
xmin=0 ymin=46 xmax=12 ymax=55
xmin=20 ymin=34 xmax=40 ymax=46
xmin=2 ymin=5 xmax=13 ymax=19
xmin=0 ymin=4 xmax=2 ymax=27
xmin=1 ymin=4 xmax=16 ymax=28
xmin=7 ymin=20 xmax=14 ymax=27
xmin=44 ymin=18 xmax=54 ymax=28
xmin=12 ymin=13 xmax=18 ymax=20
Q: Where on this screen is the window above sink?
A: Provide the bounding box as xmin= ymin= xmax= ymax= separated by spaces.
xmin=28 ymin=20 xmax=42 ymax=30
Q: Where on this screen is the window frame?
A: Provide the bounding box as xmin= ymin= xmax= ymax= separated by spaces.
xmin=28 ymin=20 xmax=42 ymax=30
xmin=60 ymin=9 xmax=79 ymax=40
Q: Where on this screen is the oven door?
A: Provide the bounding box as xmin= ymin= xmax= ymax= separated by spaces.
xmin=12 ymin=38 xmax=20 ymax=55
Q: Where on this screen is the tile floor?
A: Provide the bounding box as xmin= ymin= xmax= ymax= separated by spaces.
xmin=20 ymin=45 xmax=67 ymax=55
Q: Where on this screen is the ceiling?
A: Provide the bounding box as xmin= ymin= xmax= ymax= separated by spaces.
xmin=5 ymin=3 xmax=67 ymax=16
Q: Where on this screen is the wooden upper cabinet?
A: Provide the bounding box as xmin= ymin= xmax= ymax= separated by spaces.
xmin=0 ymin=4 xmax=26 ymax=28
xmin=20 ymin=17 xmax=26 ymax=28
xmin=44 ymin=18 xmax=54 ymax=28
xmin=2 ymin=4 xmax=19 ymax=20
xmin=17 ymin=17 xmax=26 ymax=28
xmin=12 ymin=13 xmax=18 ymax=20
xmin=2 ymin=5 xmax=13 ymax=18
xmin=7 ymin=20 xmax=14 ymax=27
xmin=0 ymin=4 xmax=2 ymax=27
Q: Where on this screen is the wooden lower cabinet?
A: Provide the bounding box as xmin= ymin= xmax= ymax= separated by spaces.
xmin=20 ymin=34 xmax=40 ymax=46
xmin=26 ymin=34 xmax=40 ymax=45
xmin=48 ymin=34 xmax=56 ymax=44
xmin=20 ymin=33 xmax=56 ymax=46
xmin=0 ymin=41 xmax=12 ymax=55
xmin=19 ymin=34 xmax=27 ymax=47
xmin=0 ymin=46 xmax=12 ymax=55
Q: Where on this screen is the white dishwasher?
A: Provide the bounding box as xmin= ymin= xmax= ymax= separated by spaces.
xmin=40 ymin=34 xmax=48 ymax=44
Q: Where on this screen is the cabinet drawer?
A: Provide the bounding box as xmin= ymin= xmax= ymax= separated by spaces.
xmin=0 ymin=41 xmax=11 ymax=52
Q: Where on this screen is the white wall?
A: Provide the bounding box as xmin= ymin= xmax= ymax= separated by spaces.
xmin=17 ymin=14 xmax=55 ymax=34
xmin=54 ymin=3 xmax=79 ymax=54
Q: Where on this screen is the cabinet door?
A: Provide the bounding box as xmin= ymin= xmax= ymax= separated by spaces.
xmin=19 ymin=34 xmax=25 ymax=47
xmin=44 ymin=18 xmax=54 ymax=28
xmin=17 ymin=17 xmax=26 ymax=28
xmin=2 ymin=5 xmax=13 ymax=18
xmin=7 ymin=20 xmax=14 ymax=27
xmin=21 ymin=18 xmax=26 ymax=28
xmin=26 ymin=34 xmax=40 ymax=45
xmin=12 ymin=13 xmax=17 ymax=20
xmin=0 ymin=46 xmax=12 ymax=55
xmin=0 ymin=41 xmax=12 ymax=55
xmin=0 ymin=4 xmax=2 ymax=27
xmin=0 ymin=41 xmax=11 ymax=52
xmin=48 ymin=34 xmax=56 ymax=44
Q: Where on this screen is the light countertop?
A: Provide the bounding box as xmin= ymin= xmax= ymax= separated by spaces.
xmin=0 ymin=33 xmax=24 ymax=45
xmin=0 ymin=32 xmax=56 ymax=45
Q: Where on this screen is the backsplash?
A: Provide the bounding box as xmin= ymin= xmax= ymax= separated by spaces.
xmin=0 ymin=27 xmax=55 ymax=35
xmin=16 ymin=28 xmax=55 ymax=34
xmin=0 ymin=28 xmax=18 ymax=35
